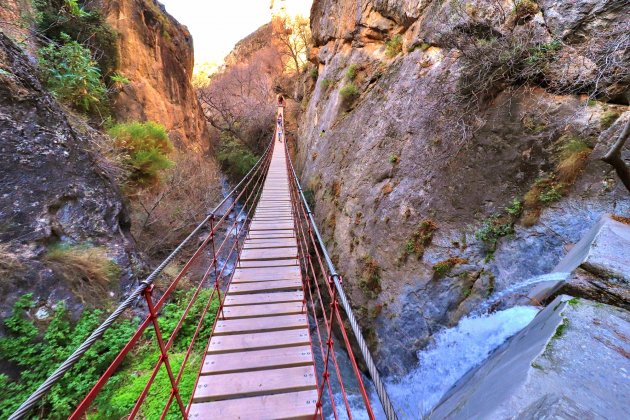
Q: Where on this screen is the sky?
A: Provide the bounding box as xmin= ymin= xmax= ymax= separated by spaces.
xmin=159 ymin=0 xmax=312 ymax=68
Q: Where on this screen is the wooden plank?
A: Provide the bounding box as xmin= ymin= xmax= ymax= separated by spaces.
xmin=192 ymin=366 xmax=316 ymax=402
xmin=233 ymin=265 xmax=301 ymax=282
xmin=238 ymin=259 xmax=298 ymax=269
xmin=248 ymin=230 xmax=295 ymax=239
xmin=201 ymin=345 xmax=313 ymax=374
xmin=222 ymin=302 xmax=305 ymax=319
xmin=240 ymin=247 xmax=298 ymax=261
xmin=206 ymin=329 xmax=310 ymax=354
xmin=214 ymin=313 xmax=307 ymax=335
xmin=189 ymin=390 xmax=318 ymax=420
xmin=250 ymin=223 xmax=295 ymax=231
xmin=228 ymin=279 xmax=302 ymax=294
xmin=224 ymin=291 xmax=303 ymax=306
xmin=242 ymin=239 xmax=297 ymax=250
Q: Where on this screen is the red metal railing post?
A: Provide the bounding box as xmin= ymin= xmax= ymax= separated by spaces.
xmin=209 ymin=214 xmax=225 ymax=320
xmin=129 ymin=285 xmax=187 ymax=419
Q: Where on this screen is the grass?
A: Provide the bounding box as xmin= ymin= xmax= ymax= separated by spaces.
xmin=385 ymin=35 xmax=403 ymax=58
xmin=553 ymin=318 xmax=569 ymax=339
xmin=44 ymin=243 xmax=120 ymax=306
xmin=433 ymin=257 xmax=468 ymax=278
xmin=345 ymin=64 xmax=358 ymax=80
xmin=404 ymin=219 xmax=438 ymax=259
xmin=556 ymin=135 xmax=592 ymax=183
xmin=108 ymin=121 xmax=174 ymax=185
xmin=567 ymin=297 xmax=580 ymax=307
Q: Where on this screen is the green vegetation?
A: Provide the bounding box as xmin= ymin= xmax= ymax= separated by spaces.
xmin=33 ymin=0 xmax=119 ymax=84
xmin=553 ymin=318 xmax=569 ymax=339
xmin=38 ymin=33 xmax=108 ymax=113
xmin=345 ymin=64 xmax=358 ymax=80
xmin=531 ymin=362 xmax=544 ymax=371
xmin=108 ymin=122 xmax=174 ymax=184
xmin=0 ymin=290 xmax=218 ymax=419
xmin=404 ymin=219 xmax=437 ymax=259
xmin=568 ymin=297 xmax=580 ymax=307
xmin=505 ymin=198 xmax=523 ymax=217
xmin=433 ymin=257 xmax=468 ymax=278
xmin=215 ymin=133 xmax=259 ymax=180
xmin=321 ymin=78 xmax=332 ymax=89
xmin=339 ymin=83 xmax=360 ymax=99
xmin=475 ymin=216 xmax=514 ymax=249
xmin=385 ymin=35 xmax=403 ymax=58
xmin=389 ymin=154 xmax=399 ymax=164
xmin=358 ymin=255 xmax=381 ymax=299
xmin=310 ymin=67 xmax=318 ymax=80
xmin=600 ymin=110 xmax=621 ymax=130
xmin=44 ymin=243 xmax=119 ymax=306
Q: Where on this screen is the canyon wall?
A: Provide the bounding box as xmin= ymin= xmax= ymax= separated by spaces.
xmin=298 ymin=0 xmax=630 ymax=375
xmin=103 ymin=0 xmax=210 ymax=150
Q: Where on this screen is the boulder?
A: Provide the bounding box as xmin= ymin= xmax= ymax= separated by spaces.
xmin=432 ymin=295 xmax=630 ymax=419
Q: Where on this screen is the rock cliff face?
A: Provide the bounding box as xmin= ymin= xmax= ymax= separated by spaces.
xmin=298 ymin=0 xmax=630 ymax=375
xmin=102 ymin=0 xmax=210 ymax=150
xmin=0 ymin=33 xmax=134 ymax=319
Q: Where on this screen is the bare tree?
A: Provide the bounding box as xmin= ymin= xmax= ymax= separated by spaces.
xmin=272 ymin=15 xmax=311 ymax=74
xmin=602 ymin=116 xmax=630 ymax=193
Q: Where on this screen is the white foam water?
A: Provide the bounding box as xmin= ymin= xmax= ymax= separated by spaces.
xmin=386 ymin=306 xmax=539 ymax=418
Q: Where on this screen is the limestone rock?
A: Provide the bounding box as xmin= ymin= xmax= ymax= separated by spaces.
xmin=432 ymin=296 xmax=630 ymax=419
xmin=102 ymin=0 xmax=210 ymax=149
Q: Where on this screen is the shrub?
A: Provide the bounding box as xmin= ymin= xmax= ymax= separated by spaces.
xmin=475 ymin=216 xmax=514 ymax=249
xmin=404 ymin=219 xmax=438 ymax=258
xmin=108 ymin=121 xmax=174 ymax=184
xmin=310 ymin=67 xmax=318 ymax=80
xmin=216 ymin=133 xmax=259 ymax=180
xmin=34 ymin=0 xmax=119 ymax=82
xmin=340 ymin=83 xmax=360 ymax=99
xmin=0 ymin=294 xmax=137 ymax=418
xmin=433 ymin=257 xmax=468 ymax=278
xmin=600 ymin=110 xmax=621 ymax=130
xmin=556 ymin=136 xmax=592 ymax=183
xmin=345 ymin=64 xmax=358 ymax=80
xmin=505 ymin=198 xmax=523 ymax=217
xmin=44 ymin=243 xmax=119 ymax=305
xmin=385 ymin=35 xmax=403 ymax=58
xmin=38 ymin=33 xmax=108 ymax=113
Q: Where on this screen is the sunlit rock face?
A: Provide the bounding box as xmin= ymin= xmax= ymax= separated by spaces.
xmin=102 ymin=0 xmax=209 ymax=150
xmin=298 ymin=0 xmax=630 ymax=376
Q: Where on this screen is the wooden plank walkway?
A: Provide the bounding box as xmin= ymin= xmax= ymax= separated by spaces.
xmin=189 ymin=108 xmax=319 ymax=419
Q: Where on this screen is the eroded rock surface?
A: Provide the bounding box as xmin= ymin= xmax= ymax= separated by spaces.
xmin=298 ymin=0 xmax=630 ymax=375
xmin=103 ymin=0 xmax=210 ymax=149
xmin=0 ymin=33 xmax=134 ymax=319
xmin=432 ymin=296 xmax=630 ymax=419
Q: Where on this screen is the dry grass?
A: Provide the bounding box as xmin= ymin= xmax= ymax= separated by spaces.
xmin=381 ymin=183 xmax=394 ymax=195
xmin=556 ymin=136 xmax=592 ymax=183
xmin=404 ymin=219 xmax=438 ymax=258
xmin=44 ymin=244 xmax=119 ymax=306
xmin=358 ymin=255 xmax=381 ymax=298
xmin=130 ymin=152 xmax=222 ymax=260
xmin=611 ymin=215 xmax=630 ymax=225
xmin=433 ymin=257 xmax=468 ymax=278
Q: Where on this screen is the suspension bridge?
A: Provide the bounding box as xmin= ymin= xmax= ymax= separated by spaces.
xmin=9 ymin=106 xmax=397 ymax=419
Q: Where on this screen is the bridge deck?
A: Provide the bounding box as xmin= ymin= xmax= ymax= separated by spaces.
xmin=189 ymin=109 xmax=318 ymax=419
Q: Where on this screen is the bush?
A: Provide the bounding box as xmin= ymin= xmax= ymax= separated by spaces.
xmin=0 ymin=294 xmax=137 ymax=418
xmin=44 ymin=243 xmax=119 ymax=305
xmin=0 ymin=290 xmax=218 ymax=419
xmin=34 ymin=0 xmax=119 ymax=80
xmin=310 ymin=67 xmax=318 ymax=80
xmin=38 ymin=33 xmax=108 ymax=113
xmin=216 ymin=133 xmax=259 ymax=181
xmin=340 ymin=83 xmax=360 ymax=100
xmin=385 ymin=35 xmax=403 ymax=58
xmin=404 ymin=219 xmax=438 ymax=258
xmin=107 ymin=121 xmax=174 ymax=184
xmin=475 ymin=216 xmax=514 ymax=249
xmin=345 ymin=64 xmax=358 ymax=80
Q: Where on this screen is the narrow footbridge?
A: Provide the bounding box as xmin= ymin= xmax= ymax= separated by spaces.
xmin=9 ymin=107 xmax=397 ymax=420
